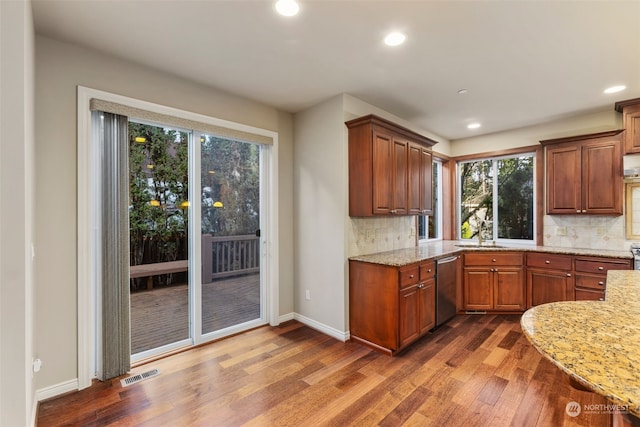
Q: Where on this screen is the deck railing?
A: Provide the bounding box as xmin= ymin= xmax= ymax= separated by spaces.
xmin=201 ymin=234 xmax=260 ymax=282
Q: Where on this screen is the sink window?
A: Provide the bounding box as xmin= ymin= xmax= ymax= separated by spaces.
xmin=419 ymin=159 xmax=442 ymax=241
xmin=458 ymin=153 xmax=535 ymax=243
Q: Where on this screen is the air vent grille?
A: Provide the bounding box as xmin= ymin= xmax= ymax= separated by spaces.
xmin=120 ymin=368 xmax=160 ymax=387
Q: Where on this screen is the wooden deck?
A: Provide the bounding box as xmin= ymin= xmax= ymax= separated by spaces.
xmin=130 ymin=273 xmax=260 ymax=354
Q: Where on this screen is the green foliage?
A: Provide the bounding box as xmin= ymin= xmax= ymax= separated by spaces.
xmin=459 ymin=155 xmax=533 ymax=241
xmin=200 ymin=136 xmax=260 ymax=236
xmin=129 ymin=123 xmax=189 ymax=272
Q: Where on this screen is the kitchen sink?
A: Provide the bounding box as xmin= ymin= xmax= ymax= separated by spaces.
xmin=455 ymin=243 xmax=507 ymax=249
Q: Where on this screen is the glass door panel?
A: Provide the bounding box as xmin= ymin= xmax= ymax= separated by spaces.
xmin=200 ymin=135 xmax=261 ymax=334
xmin=128 ymin=121 xmax=191 ymax=356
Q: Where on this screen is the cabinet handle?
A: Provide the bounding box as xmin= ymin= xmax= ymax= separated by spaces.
xmin=582 ymin=210 xmax=587 ymax=213
xmin=427 ymin=269 xmax=432 ymax=273
xmin=418 ymin=284 xmax=424 ymax=289
xmin=576 ymin=210 xmax=581 ymax=213
xmin=598 ymin=266 xmax=604 ymax=271
xmin=492 ymin=258 xmax=497 ymax=262
xmin=598 ymin=281 xmax=605 ymax=285
xmin=599 ymin=298 xmax=604 ymax=301
xmin=566 ymin=273 xmax=572 ymax=277
xmin=390 ymin=209 xmax=397 ymax=214
xmin=545 ymin=260 xmax=551 ymax=264
xmin=494 ymin=268 xmax=498 ymax=272
xmin=409 ymin=274 xmax=415 ymax=279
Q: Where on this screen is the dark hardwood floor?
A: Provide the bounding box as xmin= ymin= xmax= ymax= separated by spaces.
xmin=37 ymin=314 xmax=613 ymax=426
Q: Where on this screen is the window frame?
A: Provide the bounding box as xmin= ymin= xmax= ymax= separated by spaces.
xmin=418 ymin=158 xmax=443 ymax=242
xmin=455 ymin=146 xmax=543 ymax=245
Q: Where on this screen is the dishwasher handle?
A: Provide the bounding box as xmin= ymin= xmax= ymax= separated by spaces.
xmin=437 ymin=255 xmax=459 ymax=265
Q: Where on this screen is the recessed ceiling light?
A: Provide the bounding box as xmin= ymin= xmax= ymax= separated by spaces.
xmin=275 ymin=0 xmax=300 ymax=17
xmin=384 ymin=32 xmax=406 ymax=46
xmin=604 ymin=85 xmax=626 ymax=94
xmin=467 ymin=123 xmax=481 ymax=129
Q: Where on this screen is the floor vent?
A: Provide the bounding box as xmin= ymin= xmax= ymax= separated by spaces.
xmin=120 ymin=368 xmax=160 ymax=387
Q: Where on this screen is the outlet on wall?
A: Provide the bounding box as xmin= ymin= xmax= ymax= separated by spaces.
xmin=556 ymin=227 xmax=567 ymax=236
xmin=305 ymin=289 xmax=311 ymax=300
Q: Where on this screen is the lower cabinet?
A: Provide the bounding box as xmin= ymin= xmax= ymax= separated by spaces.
xmin=349 ymin=259 xmax=435 ymax=355
xmin=574 ymin=256 xmax=632 ymax=301
xmin=526 ymin=253 xmax=574 ymax=307
xmin=462 ymin=252 xmax=525 ymax=311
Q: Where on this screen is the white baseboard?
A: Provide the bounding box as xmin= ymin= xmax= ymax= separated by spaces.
xmin=278 ymin=312 xmax=295 ymax=323
xmin=293 ymin=313 xmax=349 ymax=342
xmin=36 ymin=378 xmax=78 ymax=402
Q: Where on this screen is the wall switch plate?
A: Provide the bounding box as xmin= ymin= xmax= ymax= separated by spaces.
xmin=305 ymin=290 xmax=311 ymax=300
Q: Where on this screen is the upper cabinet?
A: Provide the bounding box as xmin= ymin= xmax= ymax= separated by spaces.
xmin=541 ymin=130 xmax=624 ymax=215
xmin=346 ymin=115 xmax=436 ymax=217
xmin=615 ymin=98 xmax=640 ymax=155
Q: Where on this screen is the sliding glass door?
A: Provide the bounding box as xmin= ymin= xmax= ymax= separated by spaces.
xmin=128 ymin=121 xmax=191 ymax=357
xmin=199 ymin=135 xmax=262 ymax=336
xmin=128 ymin=123 xmax=264 ymax=360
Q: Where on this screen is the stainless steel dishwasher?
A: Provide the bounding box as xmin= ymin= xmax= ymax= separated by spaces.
xmin=436 ymin=255 xmax=459 ymax=326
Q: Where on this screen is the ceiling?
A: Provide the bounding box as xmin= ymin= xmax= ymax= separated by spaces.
xmin=32 ymin=0 xmax=640 ymax=141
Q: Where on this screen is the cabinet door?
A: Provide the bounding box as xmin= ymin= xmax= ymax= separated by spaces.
xmin=582 ymin=139 xmax=622 ymax=214
xmin=407 ymin=143 xmax=422 ymax=215
xmin=621 ymin=103 xmax=640 ymax=154
xmin=392 ymin=138 xmax=409 ymax=214
xmin=463 ymin=268 xmax=493 ymax=310
xmin=372 ymin=130 xmax=394 ymax=214
xmin=420 ymin=147 xmax=433 ymax=215
xmin=546 ymin=144 xmax=581 ymax=214
xmin=399 ymin=285 xmax=420 ymax=347
xmin=493 ymin=267 xmax=525 ymax=310
xmin=418 ymin=279 xmax=436 ymax=334
xmin=527 ymin=268 xmax=573 ymax=307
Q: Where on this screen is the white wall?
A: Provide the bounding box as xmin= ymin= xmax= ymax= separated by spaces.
xmin=293 ymin=95 xmax=348 ymax=335
xmin=34 ymin=35 xmax=294 ymax=392
xmin=1 ymin=0 xmax=36 ymax=425
xmin=452 ymin=109 xmax=622 ymax=156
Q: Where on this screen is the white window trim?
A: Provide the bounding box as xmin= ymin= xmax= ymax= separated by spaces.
xmin=77 ymin=86 xmax=280 ymax=389
xmin=456 ymin=152 xmax=536 ymax=245
xmin=418 ymin=159 xmax=443 ymax=243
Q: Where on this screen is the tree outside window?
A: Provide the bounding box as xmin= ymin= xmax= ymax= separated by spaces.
xmin=459 ymin=154 xmax=534 ymax=242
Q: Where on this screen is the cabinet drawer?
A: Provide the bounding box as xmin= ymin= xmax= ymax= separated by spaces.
xmin=420 ymin=261 xmax=435 ymax=280
xmin=574 ymin=258 xmax=632 ymax=274
xmin=575 ymin=274 xmax=606 ymax=290
xmin=399 ymin=265 xmax=420 ymax=289
xmin=526 ymin=253 xmax=572 ymax=270
xmin=464 ymin=252 xmax=523 ymax=266
xmin=575 ymin=288 xmax=605 ymax=301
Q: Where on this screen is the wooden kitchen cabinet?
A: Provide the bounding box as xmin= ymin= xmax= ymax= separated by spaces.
xmin=408 ymin=142 xmax=433 ymax=215
xmin=615 ymin=98 xmax=640 ymax=154
xmin=346 ymin=115 xmax=436 ymax=217
xmin=574 ymin=256 xmax=632 ymax=301
xmin=526 ymin=252 xmax=574 ymax=307
xmin=541 ymin=130 xmax=624 ymax=215
xmin=349 ymin=259 xmax=436 ymax=355
xmin=462 ymin=252 xmax=525 ymax=312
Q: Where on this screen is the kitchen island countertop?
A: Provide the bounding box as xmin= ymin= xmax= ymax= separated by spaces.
xmin=521 ymin=270 xmax=640 ymax=417
xmin=348 ymin=240 xmax=633 ymax=267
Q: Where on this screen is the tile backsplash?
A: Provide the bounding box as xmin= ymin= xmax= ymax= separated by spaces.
xmin=349 ymin=216 xmax=416 ymax=256
xmin=543 ymin=214 xmax=628 ymax=251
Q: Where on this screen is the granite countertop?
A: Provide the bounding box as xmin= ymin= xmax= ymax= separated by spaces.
xmin=521 ymin=270 xmax=640 ymax=417
xmin=348 ymin=240 xmax=633 ymax=267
